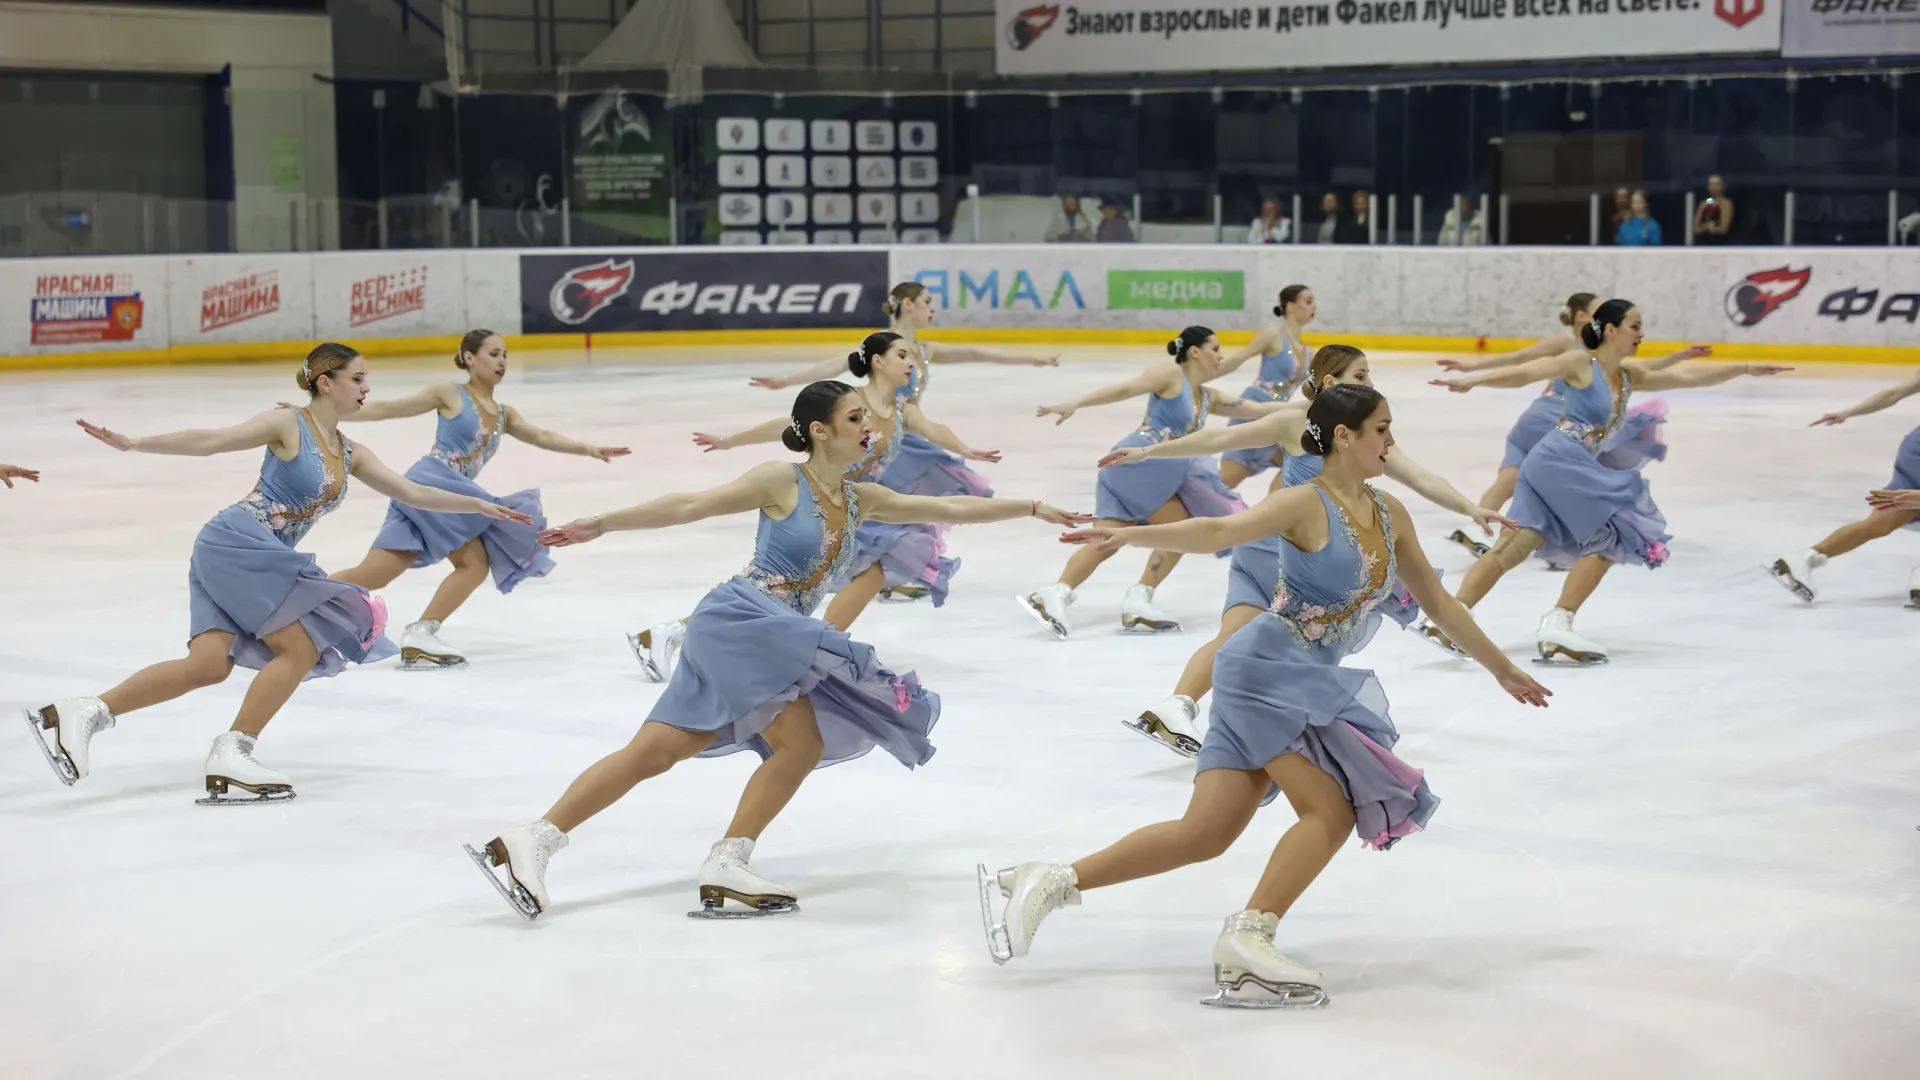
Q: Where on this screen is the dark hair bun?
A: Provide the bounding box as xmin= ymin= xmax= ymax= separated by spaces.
xmin=781 ymin=425 xmax=809 ymax=453
xmin=1299 ymin=426 xmax=1326 ymax=456
xmin=1272 ymin=304 xmax=1285 ymax=317
xmin=846 ymin=349 xmax=870 ymax=378
xmin=1579 ymin=320 xmax=1604 ymax=349
xmin=1166 ymin=338 xmax=1181 ymax=357
xmin=1299 ymin=383 xmax=1385 ymax=459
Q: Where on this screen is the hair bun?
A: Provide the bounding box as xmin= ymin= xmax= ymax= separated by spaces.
xmin=1272 ymin=305 xmax=1285 ymax=317
xmin=1166 ymin=339 xmax=1181 ymax=356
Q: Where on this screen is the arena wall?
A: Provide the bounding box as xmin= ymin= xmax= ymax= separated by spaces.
xmin=1 ymin=245 xmax=1914 ymax=370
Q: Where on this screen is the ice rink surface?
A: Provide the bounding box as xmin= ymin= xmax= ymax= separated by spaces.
xmin=2 ymin=347 xmax=1916 ymax=1079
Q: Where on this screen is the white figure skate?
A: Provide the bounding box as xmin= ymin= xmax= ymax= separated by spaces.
xmin=878 ymin=583 xmax=929 ymax=603
xmin=464 ymin=819 xmax=567 ymax=920
xmin=198 ymin=731 xmax=295 ymax=804
xmin=22 ymin=697 xmax=115 ymax=786
xmin=1119 ymin=583 xmax=1181 ymax=633
xmin=1446 ymin=528 xmax=1490 ymax=558
xmin=689 ymin=837 xmax=798 ymax=918
xmin=976 ymin=861 xmax=1079 ymax=964
xmin=1534 ymin=607 xmax=1607 ymax=665
xmin=1016 ymin=583 xmax=1074 ymax=640
xmin=627 ymin=620 xmax=685 ymax=683
xmin=1768 ymin=549 xmax=1825 ymax=603
xmin=1201 ymin=909 xmax=1328 ymax=1009
xmin=1906 ymin=566 xmax=1920 ymax=609
xmin=1411 ymin=618 xmax=1469 ymax=659
xmin=1124 ymin=695 xmax=1204 ymax=758
xmin=399 ymin=619 xmax=466 ymax=670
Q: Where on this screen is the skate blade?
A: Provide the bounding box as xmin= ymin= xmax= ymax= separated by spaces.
xmin=1533 ymin=645 xmax=1607 ymax=666
xmin=1200 ymin=975 xmax=1329 ymax=1010
xmin=687 ymin=887 xmax=799 ymax=919
xmin=1908 ymin=593 xmax=1920 ymax=611
xmin=195 ymin=785 xmax=296 ymax=806
xmin=976 ymin=863 xmax=1014 ymax=964
xmin=1120 ymin=715 xmax=1200 ymax=759
xmin=399 ymin=650 xmax=467 ymax=671
xmin=462 ymin=841 xmax=542 ymax=921
xmin=1415 ymin=628 xmax=1469 ymax=660
xmin=877 ymin=586 xmax=928 ymax=603
xmin=1767 ymin=561 xmax=1815 ymax=603
xmin=1447 ymin=530 xmax=1491 ymax=559
xmin=1014 ymin=595 xmax=1068 ymax=640
xmin=1118 ymin=617 xmax=1181 ymax=634
xmin=21 ymin=706 xmax=79 ymax=786
xmin=625 ymin=633 xmax=666 ymax=682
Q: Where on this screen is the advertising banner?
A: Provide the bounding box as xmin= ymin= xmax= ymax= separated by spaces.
xmin=1783 ymin=0 xmax=1920 ymax=56
xmin=168 ymin=255 xmax=315 ymax=347
xmin=996 ymin=0 xmax=1782 ymax=75
xmin=892 ymin=247 xmax=1259 ymax=328
xmin=0 ymin=256 xmax=168 ymax=354
xmin=519 ymin=249 xmax=889 ymax=334
xmin=311 ymin=252 xmax=468 ymax=340
xmin=569 ymin=91 xmax=673 ymax=244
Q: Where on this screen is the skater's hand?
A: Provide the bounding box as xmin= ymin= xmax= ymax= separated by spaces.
xmin=1469 ymin=507 xmax=1517 ymax=535
xmin=748 ymin=375 xmax=790 ymax=390
xmin=1036 ymin=403 xmax=1076 ymax=424
xmin=477 ymin=500 xmax=535 ymax=526
xmin=1434 ymin=358 xmax=1475 ymax=372
xmin=539 ymin=517 xmax=604 ymax=547
xmin=1811 ymin=411 xmax=1851 ymax=426
xmin=76 ymin=419 xmax=134 ymax=451
xmin=588 ymin=445 xmax=631 ymax=463
xmin=1867 ymin=488 xmax=1920 ymax=512
xmin=1098 ymin=446 xmax=1149 ymax=468
xmin=1495 ymin=665 xmax=1552 ymax=707
xmin=692 ymin=432 xmax=732 ymax=452
xmin=1428 ymin=378 xmax=1473 ymax=394
xmin=1743 ymin=364 xmax=1792 ymax=377
xmin=963 ymin=448 xmax=1003 ymax=463
xmin=0 ymin=463 xmax=39 ymax=487
xmin=1030 ymin=354 xmax=1061 ymax=367
xmin=1033 ymin=504 xmax=1095 ymax=527
xmin=1060 ymin=525 xmax=1126 ymax=552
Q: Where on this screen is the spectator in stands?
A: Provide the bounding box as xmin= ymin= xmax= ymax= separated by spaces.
xmin=1438 ymin=194 xmax=1486 ymax=246
xmin=1616 ymin=188 xmax=1663 ymax=246
xmin=1608 ymin=186 xmax=1632 ymax=242
xmin=1096 ymin=199 xmax=1135 ymax=243
xmin=1693 ymin=174 xmax=1735 ymax=245
xmin=1336 ymin=189 xmax=1373 ymax=243
xmin=1048 ymin=194 xmax=1094 ymax=243
xmin=1246 ymin=199 xmax=1291 ymax=243
xmin=1315 ymin=192 xmax=1341 ymax=243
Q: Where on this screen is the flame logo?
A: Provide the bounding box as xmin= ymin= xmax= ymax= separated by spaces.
xmin=549 ymin=258 xmax=636 ymax=326
xmin=1724 ymin=266 xmax=1810 ymax=327
xmin=1006 ymin=5 xmax=1059 ymax=50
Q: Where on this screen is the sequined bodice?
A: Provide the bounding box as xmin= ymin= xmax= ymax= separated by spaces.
xmin=1255 ymin=335 xmax=1307 ymax=396
xmin=843 ymin=400 xmax=905 ymax=482
xmin=430 ymin=386 xmax=503 ymax=479
xmin=742 ymin=465 xmax=862 ymax=616
xmin=1136 ymin=372 xmax=1213 ymax=442
xmin=1269 ymin=484 xmax=1397 ymax=656
xmin=240 ymin=409 xmax=351 ymax=547
xmin=1554 ymin=357 xmax=1630 ymax=449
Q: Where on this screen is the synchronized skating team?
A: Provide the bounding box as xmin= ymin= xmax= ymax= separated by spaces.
xmin=10 ymin=283 xmax=1919 ymax=1009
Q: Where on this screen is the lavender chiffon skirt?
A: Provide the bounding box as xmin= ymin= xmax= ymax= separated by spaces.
xmin=1222 ymin=536 xmax=1429 ymax=627
xmin=1221 ymin=383 xmax=1291 ymax=476
xmin=885 ymin=434 xmax=994 ymax=499
xmin=837 ymin=521 xmax=958 ymax=606
xmin=1200 ymin=615 xmax=1439 ymax=850
xmin=1510 ymin=428 xmax=1671 ymax=569
xmin=1500 ymin=394 xmax=1563 ymax=470
xmin=187 ymin=505 xmax=396 ymax=678
xmin=648 ymin=577 xmax=940 ymax=769
xmin=370 ymin=457 xmax=553 ymax=592
xmin=1890 ymin=424 xmax=1920 ymax=492
xmin=1096 ymin=434 xmax=1248 ymax=524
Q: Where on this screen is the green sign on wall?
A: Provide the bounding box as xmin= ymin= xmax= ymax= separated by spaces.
xmin=1107 ymin=269 xmax=1244 ymax=310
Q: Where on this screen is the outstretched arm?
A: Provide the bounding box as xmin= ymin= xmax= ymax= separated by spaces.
xmin=1436 ymin=334 xmax=1578 ymax=373
xmin=1382 ymin=449 xmax=1515 ymax=534
xmin=541 ymin=461 xmax=793 ymax=546
xmin=503 ymin=405 xmax=630 ymax=462
xmin=692 ymin=415 xmax=792 ymax=452
xmin=1100 ymin=403 xmax=1306 ymax=466
xmin=1430 ymin=350 xmax=1588 ymax=393
xmin=1811 ymin=368 xmax=1920 ymax=425
xmin=857 ymin=485 xmax=1088 ymax=526
xmin=902 ymin=403 xmax=999 ymax=463
xmin=923 ymin=341 xmax=1059 ymax=368
xmin=1210 ymin=396 xmax=1286 ymax=420
xmin=77 ymin=410 xmax=292 ymax=457
xmin=340 ymin=383 xmax=454 ymax=423
xmin=747 ymin=354 xmax=849 ymax=391
xmin=1632 ymin=362 xmax=1791 ymax=393
xmin=1037 ymin=366 xmax=1179 ymax=425
xmin=1627 ymin=345 xmax=1711 ymax=374
xmin=1065 ymin=485 xmax=1312 ymax=555
xmin=1211 ymin=326 xmax=1281 ymax=379
xmin=350 ymin=442 xmax=534 ymax=522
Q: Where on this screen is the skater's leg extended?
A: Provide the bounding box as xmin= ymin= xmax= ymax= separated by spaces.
xmin=722 ymin=696 xmax=825 ymax=841
xmin=823 ymin=563 xmax=885 ymax=633
xmin=1243 ymin=753 xmax=1355 ymax=919
xmin=420 ymin=537 xmax=490 ymax=625
xmin=1070 ymin=769 xmax=1267 ymax=890
xmin=1173 ymin=604 xmax=1262 ymax=702
xmin=1815 ymin=506 xmax=1918 ymax=559
xmin=1553 ymin=554 xmax=1613 ymax=613
xmin=542 ymin=721 xmax=714 ymax=833
xmin=329 ymin=547 xmax=414 ymax=591
xmin=1455 ymin=526 xmax=1543 ymax=607
xmin=99 ymin=630 xmax=236 ymax=717
xmin=1138 ymin=498 xmax=1192 ymax=589
xmin=227 ymin=621 xmax=319 ymax=737
xmin=1058 ymin=518 xmax=1128 ymax=588
xmin=1478 ymin=466 xmax=1519 ymax=513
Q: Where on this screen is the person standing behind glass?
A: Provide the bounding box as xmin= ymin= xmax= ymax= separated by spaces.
xmin=1048 ymin=194 xmax=1094 ymax=243
xmin=1693 ymin=174 xmax=1735 ymax=245
xmin=1096 ymin=199 xmax=1135 ymax=243
xmin=1335 ymin=190 xmax=1372 ymax=244
xmin=1615 ymin=189 xmax=1663 ymax=246
xmin=1608 ymin=186 xmax=1632 ymax=243
xmin=1438 ymin=195 xmax=1485 ymax=246
xmin=1315 ymin=192 xmax=1341 ymax=243
xmin=1247 ymin=199 xmax=1291 ymax=244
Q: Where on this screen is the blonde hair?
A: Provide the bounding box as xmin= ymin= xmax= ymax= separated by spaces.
xmin=880 ymin=282 xmax=927 ymax=319
xmin=1299 ymin=344 xmax=1365 ymax=400
xmin=1558 ymin=293 xmax=1598 ymax=328
xmin=298 ymin=342 xmax=360 ymax=395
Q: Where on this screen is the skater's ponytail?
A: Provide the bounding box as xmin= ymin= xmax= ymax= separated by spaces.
xmin=880 ymin=282 xmax=927 ymax=320
xmin=784 ymin=380 xmax=856 ymax=453
xmin=1559 ymin=293 xmax=1597 ymax=328
xmin=1580 ymin=298 xmax=1634 ymax=350
xmin=1273 ymin=284 xmax=1310 ymax=319
xmin=1300 ymin=383 xmax=1385 ymax=457
xmin=847 ymin=331 xmax=902 ymax=379
xmin=298 ymin=342 xmax=360 ymax=396
xmin=1167 ymin=326 xmax=1214 ymax=362
xmin=455 ymin=328 xmax=499 ymax=370
xmin=1300 ymin=344 xmax=1366 ymax=400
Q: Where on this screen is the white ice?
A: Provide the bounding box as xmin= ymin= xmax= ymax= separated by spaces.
xmin=2 ymin=349 xmax=1916 ymax=1079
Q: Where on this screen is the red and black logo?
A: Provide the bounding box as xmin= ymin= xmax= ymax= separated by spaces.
xmin=1006 ymin=5 xmax=1060 ymax=50
xmin=548 ymin=258 xmax=635 ymax=325
xmin=1724 ymin=266 xmax=1810 ymax=327
xmin=1715 ymin=0 xmax=1764 ymax=29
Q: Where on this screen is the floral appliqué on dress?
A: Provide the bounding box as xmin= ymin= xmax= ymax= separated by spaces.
xmin=1268 ymin=484 xmax=1396 ymax=651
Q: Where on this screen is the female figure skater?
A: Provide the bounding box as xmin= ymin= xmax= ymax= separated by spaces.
xmin=326 ymin=329 xmax=629 ymax=669
xmin=629 ymin=332 xmax=1000 ymax=680
xmin=465 ymin=381 xmax=1087 ymax=921
xmin=1099 ymin=345 xmax=1511 ymax=756
xmin=21 ymin=344 xmax=531 ymax=802
xmin=1423 ymin=300 xmax=1787 ymax=663
xmin=1019 ymin=326 xmax=1276 ymax=638
xmin=978 ymin=385 xmax=1550 ymax=1007
xmin=1 ymin=463 xmax=39 ymax=488
xmin=1209 ymin=284 xmax=1316 ymax=488
xmin=1768 ymin=368 xmax=1920 ymax=607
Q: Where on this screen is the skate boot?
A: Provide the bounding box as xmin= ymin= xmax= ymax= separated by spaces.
xmin=1768 ymin=548 xmax=1825 ymax=603
xmin=1119 ymin=583 xmax=1181 ymax=633
xmin=976 ymin=861 xmax=1079 ymax=964
xmin=627 ymin=620 xmax=685 ymax=683
xmin=1123 ymin=695 xmax=1204 ymax=758
xmin=690 ymin=837 xmax=798 ymax=918
xmin=1016 ymin=582 xmax=1075 ymax=640
xmin=399 ymin=619 xmax=466 ymax=670
xmin=464 ymin=819 xmax=567 ymax=920
xmin=1534 ymin=607 xmax=1607 ymax=665
xmin=1447 ymin=528 xmax=1491 ymax=558
xmin=198 ymin=731 xmax=295 ymax=804
xmin=878 ymin=583 xmax=929 ymax=603
xmin=22 ymin=696 xmax=115 ymax=786
xmin=1202 ymin=909 xmax=1328 ymax=1009
xmin=1907 ymin=566 xmax=1920 ymax=610
xmin=1412 ymin=618 xmax=1469 ymax=659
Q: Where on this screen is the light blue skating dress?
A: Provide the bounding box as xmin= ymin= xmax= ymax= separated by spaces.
xmin=1221 ymin=333 xmax=1309 ymax=476
xmin=1096 ymin=371 xmax=1246 ymax=524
